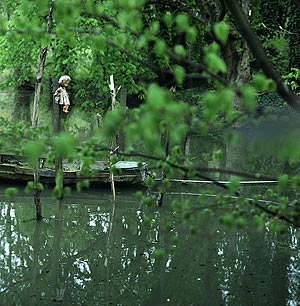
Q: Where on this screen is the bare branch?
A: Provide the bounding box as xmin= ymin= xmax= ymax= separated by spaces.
xmin=94 ymin=146 xmax=300 ymax=227
xmin=95 ymin=146 xmax=277 ymax=184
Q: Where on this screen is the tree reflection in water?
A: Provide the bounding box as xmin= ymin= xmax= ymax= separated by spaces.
xmin=0 ymin=187 xmax=299 ymax=306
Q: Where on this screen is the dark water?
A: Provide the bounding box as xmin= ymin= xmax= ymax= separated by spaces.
xmin=0 ymin=185 xmax=299 ymax=306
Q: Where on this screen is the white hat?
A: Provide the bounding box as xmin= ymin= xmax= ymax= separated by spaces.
xmin=58 ymin=75 xmax=71 ymax=85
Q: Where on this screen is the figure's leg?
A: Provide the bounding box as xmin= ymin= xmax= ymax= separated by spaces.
xmin=63 ymin=105 xmax=69 ymax=113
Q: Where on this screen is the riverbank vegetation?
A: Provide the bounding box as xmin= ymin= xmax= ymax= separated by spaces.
xmin=1 ymin=0 xmax=300 ymax=233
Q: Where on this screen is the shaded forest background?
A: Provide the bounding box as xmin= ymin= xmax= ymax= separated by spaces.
xmin=1 ymin=0 xmax=300 ymax=123
xmin=1 ymin=0 xmax=300 ymax=229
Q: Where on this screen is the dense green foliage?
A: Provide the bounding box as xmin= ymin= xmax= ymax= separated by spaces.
xmin=0 ymin=0 xmax=300 ymax=234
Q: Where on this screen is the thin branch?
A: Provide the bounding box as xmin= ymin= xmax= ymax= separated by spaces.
xmin=252 ymin=200 xmax=299 ymax=227
xmin=82 ymin=12 xmax=139 ymax=36
xmin=81 ymin=11 xmax=228 ymax=86
xmin=145 ymin=0 xmax=209 ymax=24
xmin=194 ymin=166 xmax=276 ymax=181
xmin=0 ymin=19 xmax=234 ymax=91
xmin=93 ymin=146 xmax=299 ymax=227
xmin=95 ymin=146 xmax=277 ymax=185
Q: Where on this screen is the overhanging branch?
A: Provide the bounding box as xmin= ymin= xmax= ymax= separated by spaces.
xmin=93 ymin=146 xmax=300 ymax=227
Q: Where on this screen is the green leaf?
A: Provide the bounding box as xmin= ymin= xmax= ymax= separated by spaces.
xmin=235 ymin=216 xmax=246 ymax=228
xmin=5 ymin=187 xmax=18 ymax=200
xmin=173 ymin=65 xmax=185 ymax=85
xmin=24 ymin=140 xmax=45 ymax=166
xmin=171 ymin=200 xmax=181 ymax=212
xmin=220 ymin=88 xmax=234 ymax=112
xmin=214 ymin=22 xmax=229 ymax=45
xmin=55 ymin=170 xmax=63 ymax=187
xmin=239 ymin=85 xmax=257 ymax=112
xmin=76 ymin=179 xmax=90 ymax=192
xmin=25 ymin=181 xmax=34 ymax=193
xmin=202 ymin=91 xmax=230 ymax=118
xmin=143 ymin=215 xmax=151 ymax=226
xmin=213 ymin=149 xmax=222 ymax=161
xmin=142 ymin=196 xmax=154 ymax=207
xmin=51 ymin=186 xmax=63 ymax=199
xmin=102 ymin=108 xmax=125 ymax=138
xmin=163 ymin=12 xmax=173 ymax=27
xmin=219 ymin=213 xmax=234 ymax=227
xmin=228 ymin=178 xmax=240 ymax=194
xmin=171 ymin=234 xmax=178 ymax=244
xmin=166 ymin=222 xmax=173 ymax=231
xmin=37 ymin=183 xmax=44 ymax=191
xmin=186 ymin=27 xmax=197 ymax=43
xmin=53 ymin=133 xmax=75 ymax=158
xmin=153 ymin=248 xmax=165 ymax=260
xmin=117 ymin=11 xmax=129 ymax=28
xmin=291 ymin=175 xmax=300 ymax=189
xmin=278 ymin=174 xmax=288 ymax=193
xmin=253 ymin=74 xmax=270 ymax=91
xmin=85 ymin=0 xmax=95 ymax=12
xmin=204 ymin=53 xmax=227 ymax=74
xmin=94 ymin=34 xmax=107 ymax=51
xmin=0 ymin=18 xmax=7 ymax=31
xmin=175 ymin=14 xmax=189 ymax=32
xmin=118 ymin=0 xmax=145 ymax=9
xmin=64 ymin=186 xmax=71 ymax=196
xmin=188 ymin=225 xmax=196 ymax=234
xmin=144 ymin=176 xmax=155 ymax=188
xmin=153 ymin=39 xmax=166 ymax=56
xmin=162 ymin=178 xmax=171 ymax=189
xmin=253 ymin=215 xmax=265 ymax=231
xmin=268 ymin=219 xmax=288 ymax=234
xmin=146 ymin=83 xmax=169 ymax=107
xmin=135 ymin=191 xmax=143 ymax=200
xmin=150 ymin=21 xmax=160 ymax=34
xmin=174 ymin=44 xmax=186 ymax=57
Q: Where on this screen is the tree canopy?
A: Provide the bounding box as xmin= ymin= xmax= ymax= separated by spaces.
xmin=0 ymin=0 xmax=300 ymax=232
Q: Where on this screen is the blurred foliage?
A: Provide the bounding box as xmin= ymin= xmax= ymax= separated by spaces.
xmin=0 ymin=0 xmax=299 ymax=234
xmin=255 ymin=0 xmax=290 ymax=74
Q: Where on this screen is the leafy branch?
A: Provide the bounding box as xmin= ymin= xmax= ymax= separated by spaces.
xmin=92 ymin=146 xmax=300 ymax=228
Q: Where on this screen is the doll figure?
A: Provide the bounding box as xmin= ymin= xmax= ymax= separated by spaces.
xmin=54 ymin=75 xmax=71 ymax=113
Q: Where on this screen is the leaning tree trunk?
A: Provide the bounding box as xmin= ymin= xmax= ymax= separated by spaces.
xmin=31 ymin=0 xmax=54 ymax=220
xmin=223 ymin=0 xmax=251 ymax=177
xmin=195 ymin=0 xmax=250 ymax=177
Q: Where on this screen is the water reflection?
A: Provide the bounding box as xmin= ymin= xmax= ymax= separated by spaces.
xmin=0 ymin=187 xmax=299 ymax=305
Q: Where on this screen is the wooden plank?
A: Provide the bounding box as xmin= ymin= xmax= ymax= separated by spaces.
xmin=167 ymin=179 xmax=278 ymax=184
xmin=0 ymin=157 xmax=147 ymax=186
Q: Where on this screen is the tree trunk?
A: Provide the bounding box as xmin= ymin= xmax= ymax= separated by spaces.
xmin=32 ymin=46 xmax=48 ymax=128
xmin=32 ymin=45 xmax=48 ymax=220
xmin=221 ymin=0 xmax=251 ymax=112
xmin=224 ymin=0 xmax=251 ymax=175
xmin=51 ymin=77 xmax=64 ymax=201
xmin=31 ymin=0 xmax=54 ymax=219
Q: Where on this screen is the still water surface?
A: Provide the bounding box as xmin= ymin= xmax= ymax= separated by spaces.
xmin=0 ymin=185 xmax=299 ymax=306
